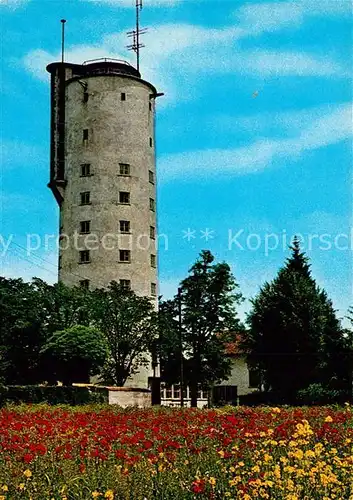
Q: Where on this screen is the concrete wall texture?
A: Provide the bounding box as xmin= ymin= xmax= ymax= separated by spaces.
xmin=60 ymin=71 xmax=158 ymax=298
xmin=220 ymin=357 xmax=257 ymax=397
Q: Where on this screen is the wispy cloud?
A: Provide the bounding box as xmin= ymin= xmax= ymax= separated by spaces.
xmin=23 ymin=21 xmax=348 ymax=106
xmin=215 ymin=103 xmax=351 ymax=137
xmin=236 ymin=0 xmax=350 ymax=37
xmin=158 ymin=103 xmax=352 ymax=181
xmin=0 ymin=0 xmax=29 ymax=8
xmin=22 ymin=0 xmax=350 ymax=103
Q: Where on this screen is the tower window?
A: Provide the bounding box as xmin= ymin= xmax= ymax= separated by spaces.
xmin=149 ymin=198 xmax=155 ymax=211
xmin=120 ymin=279 xmax=131 ymax=291
xmin=150 ymin=226 xmax=155 ymax=239
xmin=119 ymin=163 xmax=130 ymax=176
xmin=79 ymin=250 xmax=90 ymax=264
xmin=119 ymin=250 xmax=131 ymax=263
xmin=149 ymin=170 xmax=154 ymax=184
xmin=83 ymin=92 xmax=89 ymax=103
xmin=119 ymin=191 xmax=130 ymax=204
xmin=119 ymin=220 xmax=130 ymax=233
xmin=80 ymin=163 xmax=91 ymax=177
xmin=83 ymin=129 xmax=88 ymax=141
xmin=80 ymin=220 xmax=91 ymax=234
xmin=79 ymin=279 xmax=90 ymax=290
xmin=121 ymin=92 xmax=126 ymax=101
xmin=80 ymin=191 xmax=91 ymax=205
xmin=58 ymin=255 xmax=62 ymax=270
xmin=149 ymin=102 xmax=152 ymax=111
xmin=151 ymin=254 xmax=156 ymax=268
xmin=149 ymin=137 xmax=153 ymax=147
xmin=151 ymin=283 xmax=157 ymax=296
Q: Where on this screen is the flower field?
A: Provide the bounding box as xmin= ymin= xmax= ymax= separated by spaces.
xmin=0 ymin=405 xmax=352 ymax=499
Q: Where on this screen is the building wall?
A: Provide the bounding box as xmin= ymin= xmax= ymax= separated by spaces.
xmin=59 ymin=74 xmax=158 ymax=301
xmin=108 ymin=388 xmax=151 ymax=407
xmin=220 ymin=357 xmax=257 ymax=397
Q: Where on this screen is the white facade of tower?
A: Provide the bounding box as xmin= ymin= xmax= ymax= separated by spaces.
xmin=47 ymin=60 xmax=160 ymax=388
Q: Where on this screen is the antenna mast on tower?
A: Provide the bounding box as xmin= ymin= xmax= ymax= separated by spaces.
xmin=127 ymin=0 xmax=147 ymax=73
xmin=61 ymin=19 xmax=66 ymax=63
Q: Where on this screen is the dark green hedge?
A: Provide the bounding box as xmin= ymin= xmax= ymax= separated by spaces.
xmin=238 ymin=391 xmax=289 ymax=407
xmin=239 ymin=388 xmax=351 ymax=407
xmin=0 ymin=385 xmax=108 ymax=407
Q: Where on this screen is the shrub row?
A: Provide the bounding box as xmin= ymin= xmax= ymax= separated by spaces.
xmin=239 ymin=386 xmax=352 ymax=407
xmin=0 ymin=385 xmax=108 ymax=407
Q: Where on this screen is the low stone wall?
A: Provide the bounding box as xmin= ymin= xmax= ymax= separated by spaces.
xmin=108 ymin=387 xmax=151 ymax=408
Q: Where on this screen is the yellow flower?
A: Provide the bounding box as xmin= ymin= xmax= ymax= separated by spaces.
xmin=218 ymin=450 xmax=225 ymax=458
xmin=1 ymin=486 xmax=8 ymax=492
xmin=0 ymin=496 xmax=6 ymax=500
xmin=274 ymin=465 xmax=281 ymax=479
xmin=209 ymin=477 xmax=216 ymax=486
xmin=272 ymin=407 xmax=281 ymax=413
xmin=104 ymin=490 xmax=114 ymax=500
xmin=293 ymin=449 xmax=304 ymax=460
xmin=19 ymin=483 xmax=25 ymax=491
xmin=23 ymin=469 xmax=32 ymax=479
xmin=325 ymin=415 xmax=333 ymax=422
xmin=92 ymin=492 xmax=102 ymax=498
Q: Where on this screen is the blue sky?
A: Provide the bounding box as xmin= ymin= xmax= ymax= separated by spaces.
xmin=0 ymin=0 xmax=352 ymax=325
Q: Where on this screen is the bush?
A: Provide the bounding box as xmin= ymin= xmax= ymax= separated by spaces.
xmin=239 ymin=391 xmax=292 ymax=406
xmin=0 ymin=385 xmax=108 ymax=407
xmin=239 ymin=385 xmax=351 ymax=407
xmin=296 ymin=383 xmax=349 ymax=405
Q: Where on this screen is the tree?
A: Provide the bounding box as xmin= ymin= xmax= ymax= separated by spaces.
xmin=158 ymin=299 xmax=181 ymax=385
xmin=0 ymin=277 xmax=93 ymax=384
xmin=347 ymin=307 xmax=353 ymax=329
xmin=40 ymin=325 xmax=108 ymax=385
xmin=32 ymin=279 xmax=92 ymax=335
xmin=90 ymin=282 xmax=158 ymax=386
xmin=244 ymin=237 xmax=351 ymax=401
xmin=0 ymin=277 xmax=47 ymax=384
xmin=162 ymin=250 xmax=243 ymax=407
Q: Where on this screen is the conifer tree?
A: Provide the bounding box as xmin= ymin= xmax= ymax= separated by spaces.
xmin=245 ymin=237 xmax=351 ymax=400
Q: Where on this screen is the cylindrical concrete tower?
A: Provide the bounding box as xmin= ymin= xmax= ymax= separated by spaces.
xmin=47 ymin=59 xmax=161 ymax=387
xmin=47 ymin=59 xmax=159 ymax=297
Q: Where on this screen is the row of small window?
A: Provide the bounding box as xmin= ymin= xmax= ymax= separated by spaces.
xmin=78 ymin=220 xmax=156 ymax=238
xmin=80 ymin=191 xmax=155 ymax=210
xmin=80 ymin=162 xmax=155 ymax=183
xmin=79 ymin=249 xmax=156 ymax=267
xmin=83 ymin=90 xmax=153 ymax=111
xmin=79 ymin=278 xmax=156 ymax=296
xmin=160 ymin=383 xmax=208 ymax=400
xmin=82 ymin=129 xmax=153 ymax=147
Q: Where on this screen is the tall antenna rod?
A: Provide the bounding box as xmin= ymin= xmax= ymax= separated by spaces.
xmin=127 ymin=0 xmax=147 ymax=73
xmin=61 ymin=19 xmax=66 ymax=63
